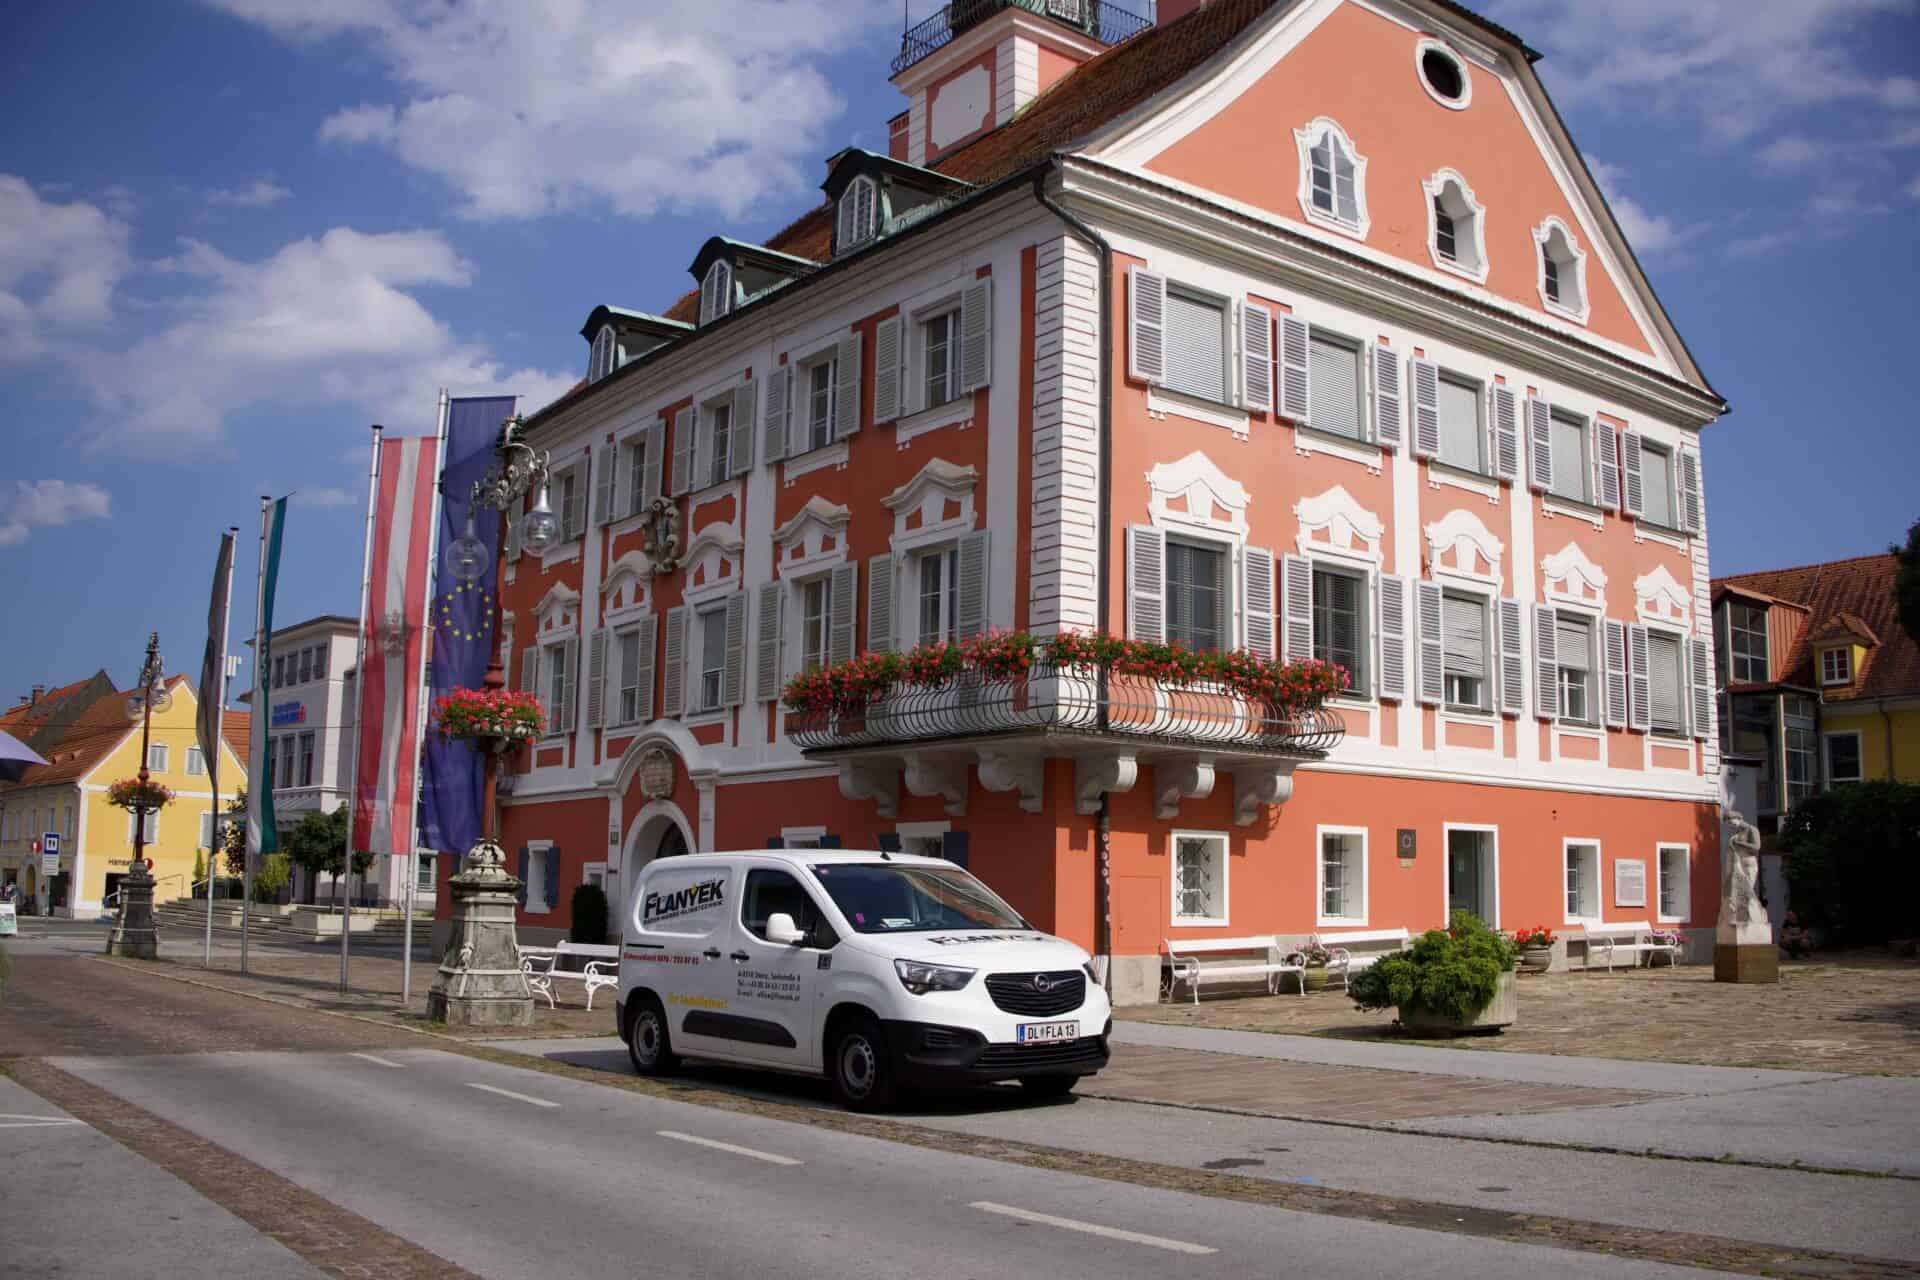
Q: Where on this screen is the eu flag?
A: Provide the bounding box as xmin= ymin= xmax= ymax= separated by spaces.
xmin=419 ymin=395 xmax=517 ymax=858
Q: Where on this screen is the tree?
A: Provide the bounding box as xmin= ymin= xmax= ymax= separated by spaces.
xmin=570 ymin=883 xmax=610 ymax=945
xmin=283 ymin=808 xmax=373 ymax=905
xmin=222 ymin=791 xmax=248 ymax=878
xmin=254 ymin=853 xmax=291 ymax=903
xmin=1778 ymin=780 xmax=1920 ymax=944
xmin=1895 ymin=517 xmax=1920 ymax=652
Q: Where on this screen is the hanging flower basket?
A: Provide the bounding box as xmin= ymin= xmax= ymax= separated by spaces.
xmin=432 ymin=688 xmax=545 ymax=750
xmin=106 ymin=777 xmax=174 ymax=813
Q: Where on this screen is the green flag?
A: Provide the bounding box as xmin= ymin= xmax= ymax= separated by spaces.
xmin=246 ymin=497 xmax=287 ymax=861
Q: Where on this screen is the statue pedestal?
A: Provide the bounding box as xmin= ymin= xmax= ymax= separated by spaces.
xmin=426 ymin=839 xmax=533 ymax=1027
xmin=106 ymin=866 xmax=159 ymax=959
xmin=1714 ymin=942 xmax=1779 ymax=984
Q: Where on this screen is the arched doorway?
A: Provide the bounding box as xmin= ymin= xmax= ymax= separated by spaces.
xmin=619 ymin=802 xmax=696 ymax=936
xmin=655 ymin=824 xmax=689 ymax=860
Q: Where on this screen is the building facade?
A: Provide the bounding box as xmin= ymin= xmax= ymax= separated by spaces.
xmin=445 ymin=0 xmax=1728 ymax=1001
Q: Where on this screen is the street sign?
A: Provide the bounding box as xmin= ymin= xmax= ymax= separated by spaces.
xmin=0 ymin=901 xmax=16 ymax=936
xmin=42 ymin=831 xmax=61 ymax=878
xmin=42 ymin=832 xmax=59 ymax=857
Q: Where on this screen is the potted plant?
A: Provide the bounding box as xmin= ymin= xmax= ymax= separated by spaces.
xmin=106 ymin=777 xmax=175 ymax=815
xmin=1512 ymin=925 xmax=1556 ymax=974
xmin=431 ymin=687 xmax=544 ymax=753
xmin=1294 ymin=937 xmax=1335 ymax=992
xmin=1349 ymin=910 xmax=1519 ymax=1035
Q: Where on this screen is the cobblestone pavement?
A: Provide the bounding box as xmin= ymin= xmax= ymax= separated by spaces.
xmin=1129 ymin=952 xmax=1920 ymax=1075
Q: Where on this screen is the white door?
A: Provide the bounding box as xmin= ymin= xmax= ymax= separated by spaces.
xmin=728 ymin=865 xmax=826 ymax=1069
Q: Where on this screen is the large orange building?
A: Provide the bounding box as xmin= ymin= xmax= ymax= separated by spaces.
xmin=447 ymin=0 xmax=1728 ymax=1003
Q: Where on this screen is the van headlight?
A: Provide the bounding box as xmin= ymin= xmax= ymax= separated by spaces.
xmin=894 ymin=958 xmax=975 ymax=995
xmin=1082 ymin=961 xmax=1099 ymax=984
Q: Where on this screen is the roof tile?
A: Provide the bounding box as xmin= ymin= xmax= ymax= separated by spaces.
xmin=1713 ymin=554 xmax=1916 ymax=702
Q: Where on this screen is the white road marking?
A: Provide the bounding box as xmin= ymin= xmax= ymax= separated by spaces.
xmin=657 ymin=1130 xmax=802 ymax=1166
xmin=0 ymin=1115 xmax=86 ymax=1130
xmin=464 ymin=1082 xmax=559 ymax=1109
xmin=348 ymin=1052 xmax=405 ymax=1068
xmin=970 ymin=1202 xmax=1217 ymax=1256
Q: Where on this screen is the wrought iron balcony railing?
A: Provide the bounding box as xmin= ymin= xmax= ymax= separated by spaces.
xmin=788 ymin=664 xmax=1347 ymax=758
xmin=894 ymin=0 xmax=1154 ymax=76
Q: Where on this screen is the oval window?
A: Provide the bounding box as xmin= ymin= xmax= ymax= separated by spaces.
xmin=1418 ymin=42 xmax=1469 ymax=107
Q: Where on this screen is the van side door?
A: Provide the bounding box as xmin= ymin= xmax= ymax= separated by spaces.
xmin=730 ymin=866 xmax=831 ymax=1069
xmin=632 ymin=859 xmax=740 ymax=1062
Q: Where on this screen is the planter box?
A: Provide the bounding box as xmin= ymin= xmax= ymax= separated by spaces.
xmin=1399 ymin=970 xmax=1516 ymax=1036
xmin=289 ymin=908 xmax=376 ymax=937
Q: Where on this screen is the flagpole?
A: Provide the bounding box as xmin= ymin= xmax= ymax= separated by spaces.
xmin=206 ymin=527 xmax=237 ymax=968
xmin=244 ymin=497 xmax=270 ymax=975
xmin=404 ymin=389 xmax=451 ymax=1008
xmin=342 ymin=425 xmax=384 ymax=995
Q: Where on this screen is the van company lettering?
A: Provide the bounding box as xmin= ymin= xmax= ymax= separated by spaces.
xmin=643 ymin=877 xmax=726 ymax=924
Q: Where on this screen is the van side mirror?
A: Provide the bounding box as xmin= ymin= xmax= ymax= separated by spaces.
xmin=765 ymin=912 xmax=806 ymax=946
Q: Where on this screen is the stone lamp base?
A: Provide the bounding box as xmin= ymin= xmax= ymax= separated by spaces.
xmin=106 ymin=867 xmax=160 ymax=959
xmin=426 ymin=839 xmax=534 ymax=1027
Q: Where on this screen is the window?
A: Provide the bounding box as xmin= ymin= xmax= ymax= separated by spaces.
xmin=1436 ymin=372 xmax=1483 ymax=472
xmin=542 ymin=640 xmax=570 ymax=732
xmin=1657 ymin=844 xmax=1690 ymax=921
xmin=1171 ymin=831 xmax=1227 ymax=924
xmin=1442 ymin=592 xmax=1489 ymax=711
xmin=742 ymin=868 xmax=825 ymax=942
xmin=272 ymin=656 xmax=285 ymax=689
xmin=1162 ymin=288 xmax=1228 ymax=403
xmin=1820 ymin=646 xmax=1852 ymax=686
xmin=623 ymin=435 xmax=649 ymax=517
xmin=1537 ymin=219 xmax=1587 ymax=319
xmin=297 ymin=647 xmax=313 ymax=683
xmin=801 ymin=577 xmax=832 ymax=672
xmin=1307 ymin=330 xmax=1364 ymax=440
xmin=805 ymin=358 xmax=836 ymax=451
xmin=705 ymin=401 xmax=733 ymax=488
xmin=1825 ymin=731 xmax=1863 ymax=785
xmin=616 ymin=628 xmax=643 ymax=725
xmin=200 ymin=812 xmax=215 ymax=849
xmin=700 ymin=258 xmax=732 ymax=325
xmin=1548 ymin=409 xmax=1591 ymax=504
xmin=297 ymin=732 xmax=315 ymax=787
xmin=1166 ymin=539 xmax=1228 ymax=653
xmin=416 ymin=853 xmax=436 ymax=892
xmin=697 ymin=606 xmax=727 ymax=712
xmin=1312 ymin=566 xmax=1366 ymax=692
xmin=1296 ymin=119 xmax=1366 ymax=235
xmin=1418 ymin=41 xmax=1468 ymax=106
xmin=185 ymin=746 xmax=205 ymax=776
xmin=278 ymin=736 xmax=295 ymax=789
xmin=1435 ymin=200 xmax=1456 ymax=260
xmin=1425 ymin=172 xmax=1484 ymax=278
xmin=922 ymin=310 xmax=958 ymax=410
xmin=127 ymin=808 xmax=159 ymax=844
xmin=555 ymin=462 xmax=584 ymax=544
xmin=1785 ymin=696 xmax=1817 ymax=809
xmin=1565 ymin=841 xmax=1599 ymax=921
xmin=1556 ymin=614 xmax=1595 ymax=725
xmin=1318 ymin=827 xmax=1366 ymax=924
xmin=1725 ymin=602 xmax=1769 ymax=684
xmin=837 ymin=176 xmax=878 ymax=254
xmin=588 ymin=324 xmax=616 ymax=382
xmin=146 ymin=744 xmax=168 ymax=773
xmin=1639 ymin=441 xmax=1675 ymax=528
xmin=913 ymin=548 xmax=959 ymax=647
xmin=1647 ymin=631 xmax=1685 ymax=737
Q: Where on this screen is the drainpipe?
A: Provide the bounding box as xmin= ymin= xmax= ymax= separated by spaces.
xmin=1033 ymin=158 xmax=1116 ymax=992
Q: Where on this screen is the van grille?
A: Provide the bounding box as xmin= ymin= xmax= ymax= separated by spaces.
xmin=984 ymin=970 xmax=1085 ymax=1017
xmin=975 ymin=1036 xmax=1107 ymax=1073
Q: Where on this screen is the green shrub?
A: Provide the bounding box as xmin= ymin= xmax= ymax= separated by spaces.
xmin=253 ymin=853 xmax=292 ymax=902
xmin=1349 ymin=910 xmax=1517 ymax=1021
xmin=570 ymin=882 xmax=610 ymax=945
xmin=1778 ymin=780 xmax=1920 ymax=944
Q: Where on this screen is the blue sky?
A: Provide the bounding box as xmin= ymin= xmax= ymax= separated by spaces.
xmin=2 ymin=0 xmax=1916 ymax=700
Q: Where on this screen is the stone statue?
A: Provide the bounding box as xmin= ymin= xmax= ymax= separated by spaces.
xmin=1718 ymin=807 xmax=1765 ymax=935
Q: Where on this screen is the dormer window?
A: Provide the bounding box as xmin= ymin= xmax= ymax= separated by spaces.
xmin=836 ymin=175 xmax=878 ymax=255
xmin=1294 ymin=118 xmax=1369 ymax=238
xmin=1535 ymin=217 xmax=1589 ymax=322
xmin=1820 ymin=646 xmax=1852 ymax=686
xmin=587 ymin=324 xmax=616 ymax=382
xmin=1423 ymin=169 xmax=1487 ymax=282
xmin=700 ymin=258 xmax=733 ymax=326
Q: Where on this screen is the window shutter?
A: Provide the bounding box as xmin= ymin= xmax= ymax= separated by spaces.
xmin=1603 ymin=618 xmax=1627 ymax=729
xmin=1527 ymin=397 xmax=1553 ymax=492
xmin=1278 ymin=314 xmax=1310 ymax=421
xmin=1533 ymin=604 xmax=1559 ymax=721
xmin=1492 ymin=386 xmax=1519 ymax=483
xmin=1410 ymin=357 xmax=1440 ymax=458
xmin=1627 ymin=623 xmax=1651 ymax=730
xmin=1127 ymin=266 xmax=1166 ymax=384
xmin=834 ymin=333 xmax=862 ymax=438
xmin=519 ymin=645 xmax=537 ymax=704
xmin=1279 ymin=553 xmax=1311 ymax=662
xmin=828 ymin=561 xmax=858 ymax=665
xmin=661 ymin=607 xmax=686 ymax=719
xmin=1679 ymin=449 xmax=1702 ymax=534
xmin=956 ymin=530 xmax=989 ymax=641
xmin=1689 ymin=636 xmax=1712 ymax=740
xmin=1126 ymin=524 xmax=1165 ymax=642
xmin=730 ymin=379 xmax=757 ymax=476
xmin=559 ymin=635 xmax=580 ymax=732
xmin=1377 ymin=573 xmax=1408 ymax=701
xmin=1622 ymin=429 xmax=1644 ymax=517
xmin=1416 ymin=580 xmax=1444 ymax=705
xmin=722 ymin=593 xmax=747 ymax=707
xmin=763 ymin=365 xmax=790 ymax=464
xmin=867 ymin=553 xmax=896 ymax=654
xmin=612 ymin=440 xmax=634 ymax=522
xmin=670 ymin=407 xmax=694 ymax=497
xmin=1240 ymin=300 xmax=1273 ymax=413
xmin=873 ymin=316 xmax=904 ymax=423
xmin=587 ymin=628 xmax=607 ymax=728
xmin=959 ymin=278 xmax=992 ymax=394
xmin=504 ymin=501 xmax=523 ymax=563
xmin=639 ymin=423 xmax=665 ymax=510
xmin=836 ymin=190 xmax=856 ymax=254
xmin=1596 ymin=420 xmax=1620 ymax=511
xmin=1370 ymin=342 xmax=1400 ymax=448
xmin=633 ymin=614 xmax=657 ymax=725
xmin=754 ymin=582 xmax=782 ymax=703
xmin=593 ymin=444 xmax=615 ymax=526
xmin=1244 ymin=546 xmax=1276 ymax=660
xmin=563 ymin=467 xmax=587 ymax=541
xmin=1497 ymin=597 xmax=1525 ymax=716
xmin=544 ymin=847 xmax=562 ymax=914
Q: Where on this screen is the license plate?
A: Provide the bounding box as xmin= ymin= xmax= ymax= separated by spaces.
xmin=1016 ymin=1020 xmax=1079 ymax=1043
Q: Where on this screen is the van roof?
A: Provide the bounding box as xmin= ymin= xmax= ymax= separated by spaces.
xmin=675 ymin=849 xmax=953 ymax=869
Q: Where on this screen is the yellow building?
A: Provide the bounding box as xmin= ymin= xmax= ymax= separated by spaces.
xmin=0 ymin=676 xmax=247 ymax=917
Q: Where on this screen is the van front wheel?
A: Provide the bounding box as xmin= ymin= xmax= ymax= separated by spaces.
xmin=830 ymin=1015 xmax=895 ymax=1112
xmin=627 ymin=994 xmax=679 ymax=1076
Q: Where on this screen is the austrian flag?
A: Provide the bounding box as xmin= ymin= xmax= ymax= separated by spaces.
xmin=352 ymin=434 xmax=441 ymax=857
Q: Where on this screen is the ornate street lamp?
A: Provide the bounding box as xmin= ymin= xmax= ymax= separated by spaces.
xmin=107 ymin=632 xmax=169 ymax=958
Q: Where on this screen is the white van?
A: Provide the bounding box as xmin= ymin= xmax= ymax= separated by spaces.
xmin=616 ymin=849 xmax=1111 ymax=1110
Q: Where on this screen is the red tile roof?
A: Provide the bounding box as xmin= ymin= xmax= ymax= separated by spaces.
xmin=0 ymin=679 xmax=251 ymax=792
xmin=1713 ymin=554 xmax=1917 ymax=702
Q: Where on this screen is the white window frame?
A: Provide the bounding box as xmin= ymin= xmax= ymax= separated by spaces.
xmin=1441 ymin=822 xmax=1500 ymax=928
xmin=1164 ymin=534 xmax=1234 ymax=654
xmin=1819 ymin=646 xmax=1852 ymax=686
xmin=796 ymin=573 xmax=833 ymax=673
xmin=800 ymin=351 xmax=839 ymax=453
xmin=126 ymin=808 xmax=159 ymax=845
xmin=184 ymin=746 xmax=205 ymax=776
xmin=1546 ymin=406 xmax=1594 ymax=506
xmin=1724 ymin=601 xmax=1769 ymax=683
xmin=1422 ymin=168 xmax=1487 ymax=282
xmin=781 ymin=825 xmax=827 ymax=850
xmin=915 ymin=303 xmax=962 ymax=414
xmin=700 ymin=258 xmax=732 ymax=325
xmin=1303 ymin=324 xmax=1367 ymax=444
xmin=1170 ymin=829 xmax=1230 ymax=927
xmin=700 ymin=395 xmax=734 ymax=491
xmin=416 ymin=852 xmax=438 ymax=893
xmin=620 ymin=430 xmax=651 ymax=520
xmin=1441 ymin=588 xmax=1492 ymax=714
xmin=1293 ymin=117 xmax=1370 ymax=239
xmin=1414 ymin=38 xmax=1473 ymax=111
xmin=588 ymin=323 xmax=616 ymax=382
xmin=909 ymin=544 xmax=961 ymax=648
xmin=894 ymin=819 xmax=951 ymax=862
xmin=695 ymin=603 xmax=728 ymax=715
xmin=146 ymin=743 xmax=168 ymax=773
xmin=1433 ymin=367 xmax=1486 ymax=475
xmin=1534 ymin=217 xmax=1590 ymax=323
xmin=297 ymin=731 xmax=315 ymax=787
xmin=1824 ymin=729 xmax=1864 ymax=785
xmin=540 ymin=639 xmax=570 ymax=739
xmin=200 ymin=811 xmax=216 ymax=850
xmin=838 ymin=175 xmax=878 ymax=253
xmin=1562 ymin=838 xmax=1602 ymax=925
xmin=612 ymin=622 xmax=645 ymax=728
xmin=526 ymin=839 xmax=554 ymax=913
xmin=1160 ymin=282 xmax=1234 ymax=407
xmin=1645 ymin=624 xmax=1688 ymax=739
xmin=1310 ymin=560 xmax=1370 ymax=697
xmin=1655 ymin=842 xmax=1691 ymax=923
xmin=1637 ymin=438 xmax=1679 ymax=531
xmin=1555 ymin=607 xmax=1600 ymax=727
xmin=1316 ymin=825 xmax=1368 ymax=927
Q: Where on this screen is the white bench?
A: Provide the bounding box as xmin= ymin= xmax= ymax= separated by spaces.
xmin=1577 ymin=922 xmax=1681 ymax=973
xmin=1163 ymin=936 xmax=1304 ymax=1004
xmin=521 ymin=941 xmax=621 ymax=1010
xmin=1300 ymin=927 xmax=1413 ymax=991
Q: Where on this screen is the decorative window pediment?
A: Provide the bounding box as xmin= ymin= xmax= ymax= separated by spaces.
xmin=1424 ymin=508 xmax=1503 ymax=584
xmin=1294 ymin=117 xmax=1370 ymax=239
xmin=1423 ymin=168 xmax=1487 ymax=283
xmin=882 ymin=457 xmax=978 ymax=542
xmin=1535 ymin=217 xmax=1590 ymax=323
xmin=1634 ymin=563 xmax=1691 ymax=626
xmin=1541 ymin=541 xmax=1607 ymax=609
xmin=533 ymin=582 xmax=582 ymax=637
xmin=1147 ymin=450 xmax=1249 ymax=538
xmin=600 ymin=551 xmax=655 ymax=618
xmin=1293 ymin=484 xmax=1383 ymax=565
xmin=774 ymin=495 xmax=852 ymax=575
xmin=682 ymin=523 xmax=745 ymax=599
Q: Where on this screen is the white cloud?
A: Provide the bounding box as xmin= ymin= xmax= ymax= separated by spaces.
xmin=1586 ymin=158 xmax=1706 ymax=258
xmin=290 ymin=485 xmax=356 ymax=508
xmin=0 ymin=177 xmax=133 ymax=362
xmin=207 ymin=0 xmax=897 ymax=222
xmin=1757 ymin=134 xmax=1822 ymax=175
xmin=1908 ymin=174 xmax=1920 ymax=199
xmin=0 ymin=479 xmax=112 ymax=547
xmin=206 ymin=177 xmax=293 ymax=209
xmin=1724 ymin=229 xmax=1796 ymax=260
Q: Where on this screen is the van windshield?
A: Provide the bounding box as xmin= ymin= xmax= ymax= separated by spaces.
xmin=808 ymin=863 xmax=1028 ymax=934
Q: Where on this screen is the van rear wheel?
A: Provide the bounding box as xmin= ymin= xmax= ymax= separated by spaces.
xmin=627 ymin=994 xmax=679 ymax=1076
xmin=829 ymin=1014 xmax=895 ymax=1112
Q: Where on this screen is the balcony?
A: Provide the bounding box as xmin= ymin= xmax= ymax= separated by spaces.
xmin=894 ymin=0 xmax=1154 ymax=75
xmin=789 ymin=663 xmax=1345 ymax=825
